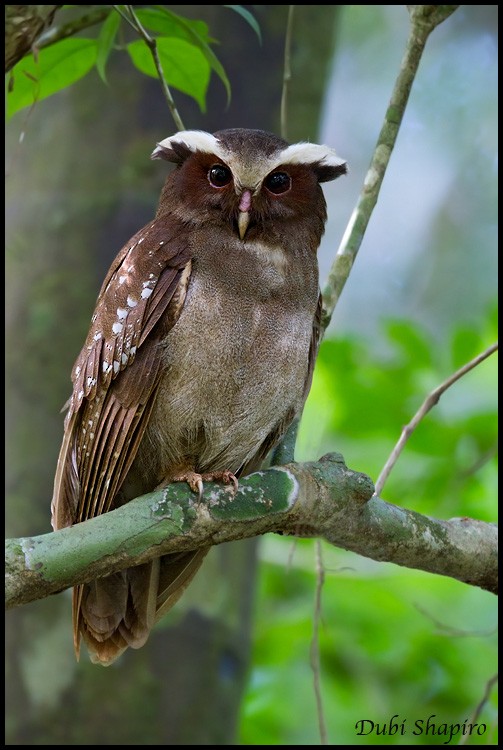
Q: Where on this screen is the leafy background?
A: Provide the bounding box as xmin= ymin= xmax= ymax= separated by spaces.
xmin=248 ymin=6 xmax=498 ymax=743
xmin=5 ymin=4 xmax=497 ymax=745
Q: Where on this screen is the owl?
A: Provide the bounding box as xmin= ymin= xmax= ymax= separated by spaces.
xmin=51 ymin=128 xmax=347 ymax=665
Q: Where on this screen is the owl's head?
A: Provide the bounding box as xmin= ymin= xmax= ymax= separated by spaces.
xmin=152 ymin=128 xmax=347 ymax=243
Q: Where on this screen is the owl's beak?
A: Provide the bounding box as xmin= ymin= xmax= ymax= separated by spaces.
xmin=238 ymin=212 xmax=249 ymax=240
xmin=238 ymin=189 xmax=252 ymax=240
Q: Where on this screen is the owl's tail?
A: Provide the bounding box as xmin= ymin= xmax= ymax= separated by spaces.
xmin=74 ymin=549 xmax=209 ymax=666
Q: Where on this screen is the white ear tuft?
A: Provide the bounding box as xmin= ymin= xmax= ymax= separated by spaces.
xmin=275 ymin=142 xmax=348 ymax=182
xmin=151 ymin=130 xmax=222 ymax=160
xmin=278 ymin=142 xmax=346 ymax=169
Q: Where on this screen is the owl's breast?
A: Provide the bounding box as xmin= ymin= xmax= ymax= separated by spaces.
xmin=138 ymin=242 xmax=319 ymax=481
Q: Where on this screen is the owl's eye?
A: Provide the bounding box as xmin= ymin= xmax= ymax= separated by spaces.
xmin=208 ymin=164 xmax=232 ymax=188
xmin=264 ymin=171 xmax=291 ymax=195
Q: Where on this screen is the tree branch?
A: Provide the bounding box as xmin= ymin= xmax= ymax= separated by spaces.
xmin=280 ymin=5 xmax=295 ymax=141
xmin=375 ymin=342 xmax=498 ymax=496
xmin=321 ymin=5 xmax=459 ymax=331
xmin=5 ymin=4 xmax=61 ymax=71
xmin=35 ymin=7 xmax=111 ymax=51
xmin=5 ymin=453 xmax=497 ymax=611
xmin=311 ymin=539 xmax=328 ymax=745
xmin=114 ymin=4 xmax=185 ymax=131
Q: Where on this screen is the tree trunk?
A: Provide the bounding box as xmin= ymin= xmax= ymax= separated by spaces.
xmin=5 ymin=5 xmax=339 ymax=744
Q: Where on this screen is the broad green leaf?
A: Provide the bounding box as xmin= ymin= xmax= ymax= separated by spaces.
xmin=96 ymin=10 xmax=121 ymax=84
xmin=127 ymin=38 xmax=210 ymax=112
xmin=224 ymin=5 xmax=262 ymax=43
xmin=144 ymin=7 xmax=231 ymax=103
xmin=7 ymin=39 xmax=98 ymax=119
xmin=137 ymin=7 xmax=211 ymax=42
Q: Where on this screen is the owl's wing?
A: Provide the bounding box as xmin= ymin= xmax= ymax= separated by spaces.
xmin=51 ymin=215 xmax=192 ymax=530
xmin=241 ymin=292 xmax=323 ymax=475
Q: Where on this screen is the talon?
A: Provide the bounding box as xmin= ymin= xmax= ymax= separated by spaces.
xmin=195 ymin=478 xmax=204 ymax=500
xmin=171 ymin=470 xmax=205 ymax=497
xmin=200 ymin=470 xmax=238 ymax=495
xmin=222 ymin=470 xmax=239 ymax=494
xmin=168 ymin=469 xmax=238 ymax=498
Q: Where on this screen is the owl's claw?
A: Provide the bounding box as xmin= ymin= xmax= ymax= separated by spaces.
xmin=217 ymin=469 xmax=239 ymax=494
xmin=195 ymin=477 xmax=204 ymax=500
xmin=200 ymin=470 xmax=239 ymax=496
xmin=171 ymin=469 xmax=238 ymax=498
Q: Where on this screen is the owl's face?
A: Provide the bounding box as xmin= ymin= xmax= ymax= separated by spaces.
xmin=152 ymin=129 xmax=347 ymax=243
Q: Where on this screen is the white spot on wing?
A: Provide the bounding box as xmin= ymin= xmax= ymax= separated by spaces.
xmin=127 ymin=295 xmax=138 ymax=308
xmin=112 ymin=322 xmax=123 ymax=334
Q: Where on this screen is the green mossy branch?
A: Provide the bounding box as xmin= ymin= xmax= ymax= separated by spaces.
xmin=5 ymin=453 xmax=497 ymax=611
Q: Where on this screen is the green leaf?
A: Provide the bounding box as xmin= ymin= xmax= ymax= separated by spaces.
xmin=137 ymin=7 xmax=211 ymax=42
xmin=96 ymin=10 xmax=121 ymax=84
xmin=7 ymin=39 xmax=98 ymax=119
xmin=142 ymin=7 xmax=231 ymax=103
xmin=224 ymin=5 xmax=262 ymax=43
xmin=127 ymin=37 xmax=210 ymax=112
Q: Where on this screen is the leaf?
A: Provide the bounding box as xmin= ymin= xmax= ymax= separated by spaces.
xmin=127 ymin=38 xmax=210 ymax=112
xmin=224 ymin=5 xmax=262 ymax=43
xmin=137 ymin=7 xmax=211 ymax=42
xmin=96 ymin=10 xmax=121 ymax=84
xmin=7 ymin=39 xmax=98 ymax=119
xmin=141 ymin=7 xmax=231 ymax=104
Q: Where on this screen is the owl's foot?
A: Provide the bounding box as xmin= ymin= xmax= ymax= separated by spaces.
xmin=172 ymin=470 xmax=238 ymax=499
xmin=201 ymin=470 xmax=239 ymax=494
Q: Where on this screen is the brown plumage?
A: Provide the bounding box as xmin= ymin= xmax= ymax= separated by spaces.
xmin=51 ymin=128 xmax=347 ymax=665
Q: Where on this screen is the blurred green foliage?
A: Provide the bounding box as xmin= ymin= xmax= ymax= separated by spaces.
xmin=240 ymin=313 xmax=497 ymax=744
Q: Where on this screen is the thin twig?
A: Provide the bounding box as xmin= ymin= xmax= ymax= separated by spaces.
xmin=374 ymin=342 xmax=498 ymax=497
xmin=321 ymin=6 xmax=459 ymax=331
xmin=114 ymin=5 xmax=185 ymax=131
xmin=310 ymin=540 xmax=328 ymax=745
xmin=280 ymin=6 xmax=294 ymax=141
xmin=414 ymin=603 xmax=497 ymax=639
xmin=458 ymin=673 xmax=498 ymax=745
xmin=458 ymin=442 xmax=498 ymax=480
